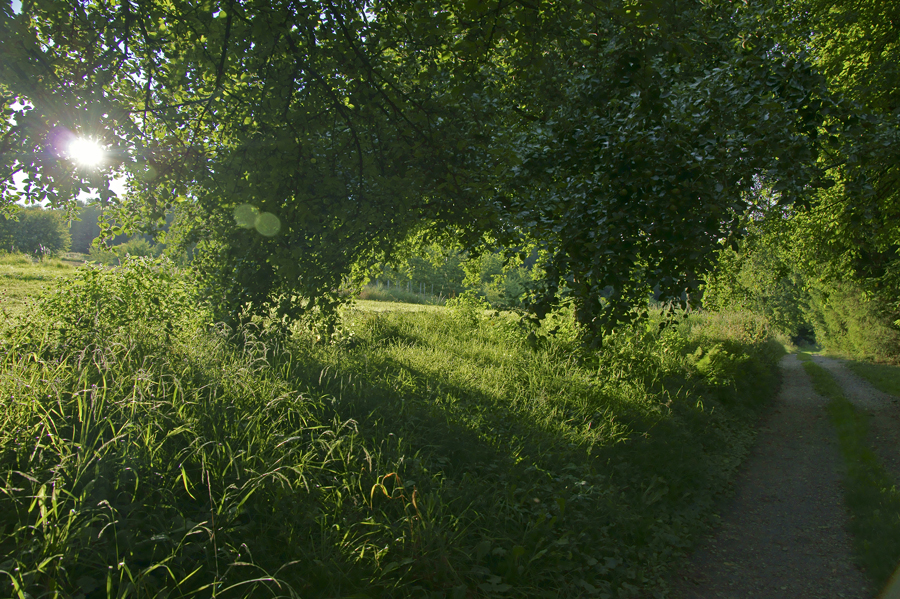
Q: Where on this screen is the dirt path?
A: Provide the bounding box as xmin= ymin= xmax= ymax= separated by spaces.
xmin=810 ymin=355 xmax=900 ymax=481
xmin=671 ymin=354 xmax=872 ymax=599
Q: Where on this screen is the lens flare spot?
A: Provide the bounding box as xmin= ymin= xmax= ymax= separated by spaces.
xmin=234 ymin=204 xmax=259 ymax=228
xmin=69 ymin=138 xmax=105 ymax=167
xmin=234 ymin=204 xmax=280 ymax=236
xmin=255 ymin=212 xmax=281 ymax=237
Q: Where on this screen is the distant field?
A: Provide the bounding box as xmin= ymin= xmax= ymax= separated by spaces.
xmin=351 ymin=298 xmax=446 ymax=313
xmin=1 ymin=256 xmax=434 ymax=318
xmin=0 ymin=254 xmax=80 ymax=317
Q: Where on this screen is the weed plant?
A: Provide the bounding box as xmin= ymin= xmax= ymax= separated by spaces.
xmin=803 ymin=361 xmax=900 ymax=586
xmin=0 ymin=261 xmax=785 ymax=598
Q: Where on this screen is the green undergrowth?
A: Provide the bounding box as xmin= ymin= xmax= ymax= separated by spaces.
xmin=802 ymin=361 xmax=900 ymax=586
xmin=845 ymin=360 xmax=900 ymax=398
xmin=0 ymin=259 xmax=784 ymax=598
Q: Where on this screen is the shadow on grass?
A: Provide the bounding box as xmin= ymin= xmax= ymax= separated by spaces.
xmin=269 ymin=313 xmax=778 ymax=595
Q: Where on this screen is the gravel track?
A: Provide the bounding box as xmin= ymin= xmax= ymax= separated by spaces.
xmin=670 ymin=354 xmax=872 ymax=599
xmin=810 ymin=355 xmax=900 ymax=481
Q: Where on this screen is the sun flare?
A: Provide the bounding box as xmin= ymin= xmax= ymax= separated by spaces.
xmin=69 ymin=138 xmax=105 ymax=167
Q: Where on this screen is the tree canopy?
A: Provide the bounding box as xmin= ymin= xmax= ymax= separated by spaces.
xmin=786 ymin=0 xmax=900 ymax=326
xmin=0 ymin=0 xmax=886 ymax=338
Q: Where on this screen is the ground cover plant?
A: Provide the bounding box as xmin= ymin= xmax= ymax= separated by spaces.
xmin=0 ymin=259 xmax=785 ymax=598
xmin=802 ymin=360 xmax=900 ymax=586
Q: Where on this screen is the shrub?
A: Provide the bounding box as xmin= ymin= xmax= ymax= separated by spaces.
xmin=89 ymin=236 xmax=164 ymax=265
xmin=804 ymin=280 xmax=900 ymax=362
xmin=3 ymin=256 xmax=201 ymax=354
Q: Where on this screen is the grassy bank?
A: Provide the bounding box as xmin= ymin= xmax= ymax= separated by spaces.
xmin=802 ymin=360 xmax=900 ymax=586
xmin=0 ymin=259 xmax=784 ymax=597
xmin=845 ymin=361 xmax=900 ymax=397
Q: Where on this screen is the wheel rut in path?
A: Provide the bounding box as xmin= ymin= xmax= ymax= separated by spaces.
xmin=671 ymin=354 xmax=872 ymax=599
xmin=809 ymin=355 xmax=900 ymax=481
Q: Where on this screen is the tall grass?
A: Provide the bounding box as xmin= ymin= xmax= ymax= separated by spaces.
xmin=0 ymin=252 xmax=71 ymax=268
xmin=0 ymin=252 xmax=35 ymax=266
xmin=0 ymin=260 xmax=785 ymax=597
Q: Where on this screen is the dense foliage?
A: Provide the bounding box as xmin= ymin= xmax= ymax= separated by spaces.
xmin=758 ymin=0 xmax=900 ymax=359
xmin=367 ymin=244 xmax=535 ymax=308
xmin=703 ymin=211 xmax=900 ymax=362
xmin=0 ymin=206 xmax=70 ymax=258
xmin=703 ymin=0 xmax=900 ymax=361
xmin=0 ymin=259 xmax=785 ymax=597
xmin=0 ymin=0 xmax=846 ymax=338
xmin=790 ymin=0 xmax=900 ymax=305
xmin=68 ymin=201 xmax=102 ymax=253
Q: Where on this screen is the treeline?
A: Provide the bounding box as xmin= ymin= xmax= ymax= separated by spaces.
xmin=0 ymin=203 xmax=116 ymax=257
xmin=0 ymin=206 xmax=70 ymax=258
xmin=0 ymin=202 xmax=179 ymax=264
xmin=704 ymin=212 xmax=899 ymax=363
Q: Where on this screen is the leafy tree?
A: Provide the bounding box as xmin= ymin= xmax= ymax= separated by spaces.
xmin=496 ymin=3 xmax=834 ymax=340
xmin=782 ymin=0 xmax=900 ymax=330
xmin=0 ymin=0 xmax=837 ymax=339
xmin=703 ymin=222 xmax=810 ymax=340
xmin=704 ymin=194 xmax=899 ymax=359
xmin=0 ymin=206 xmax=71 ymax=258
xmin=403 ymin=245 xmax=467 ymax=297
xmin=462 ymin=251 xmax=531 ymax=309
xmin=368 ymin=243 xmax=466 ymax=297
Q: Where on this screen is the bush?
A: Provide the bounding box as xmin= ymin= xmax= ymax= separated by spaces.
xmin=3 ymin=256 xmax=201 ymax=354
xmin=804 ymin=280 xmax=900 ymax=362
xmin=462 ymin=251 xmax=533 ymax=309
xmin=89 ymin=236 xmax=164 ymax=265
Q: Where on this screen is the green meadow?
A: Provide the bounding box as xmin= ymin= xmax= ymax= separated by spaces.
xmin=0 ymin=253 xmax=82 ymax=319
xmin=0 ymin=257 xmax=784 ymax=597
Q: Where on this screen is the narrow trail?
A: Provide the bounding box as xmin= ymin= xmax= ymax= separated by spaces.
xmin=671 ymin=354 xmax=872 ymax=599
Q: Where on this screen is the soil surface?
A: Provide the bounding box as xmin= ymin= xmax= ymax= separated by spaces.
xmin=670 ymin=354 xmax=874 ymax=599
